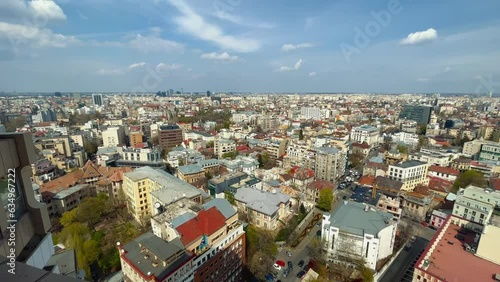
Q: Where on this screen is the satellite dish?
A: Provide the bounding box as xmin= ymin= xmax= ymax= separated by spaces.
xmin=154 ymin=202 xmax=161 ymax=209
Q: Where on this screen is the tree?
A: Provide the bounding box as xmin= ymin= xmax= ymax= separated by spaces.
xmin=349 ymin=152 xmax=364 ymax=169
xmin=60 ymin=209 xmax=78 ymax=227
xmin=76 ymin=197 xmax=109 ymax=230
xmin=83 ymin=240 xmax=101 ymax=265
xmin=224 ymin=191 xmax=235 ymax=205
xmin=307 ymin=237 xmax=326 ymax=263
xmin=453 ymin=170 xmax=487 ymax=191
xmin=299 ymin=129 xmax=304 ymax=140
xmin=317 ymin=189 xmax=334 ymax=211
xmin=222 ymin=151 xmax=238 ymax=159
xmin=397 ymin=144 xmax=408 ymax=154
xmin=418 ymin=125 xmax=427 ymax=135
xmin=84 ymin=139 xmax=98 ymax=155
xmin=5 ymin=116 xmax=26 ymax=132
xmin=361 ymin=267 xmax=374 ymax=282
xmin=206 ymin=141 xmax=214 ymax=148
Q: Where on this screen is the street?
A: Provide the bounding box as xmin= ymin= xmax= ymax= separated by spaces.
xmin=273 ymin=221 xmax=321 ymax=281
xmin=379 ymin=236 xmax=428 ymax=282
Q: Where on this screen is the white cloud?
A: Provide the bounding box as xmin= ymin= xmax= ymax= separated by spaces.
xmin=281 ymin=43 xmax=314 ymax=52
xmin=0 ymin=21 xmax=79 ymax=48
xmin=308 ymin=72 xmax=317 ymax=77
xmin=129 ymin=33 xmax=183 ymax=53
xmin=167 ymin=0 xmax=260 ymax=52
xmin=96 ymin=68 xmax=125 ymax=76
xmin=30 ymin=0 xmax=66 ymax=20
xmin=417 ymin=77 xmax=429 ymax=83
xmin=213 ymin=10 xmax=274 ymax=29
xmin=200 ymin=52 xmax=238 ymax=61
xmin=128 ymin=62 xmax=146 ymax=69
xmin=156 ymin=63 xmax=181 ymax=73
xmin=401 ymin=28 xmax=438 ymax=45
xmin=0 ymin=0 xmax=66 ymax=21
xmin=278 ymin=59 xmax=303 ymax=72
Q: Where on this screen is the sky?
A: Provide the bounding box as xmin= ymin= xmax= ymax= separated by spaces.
xmin=1 ymin=0 xmax=500 ymax=94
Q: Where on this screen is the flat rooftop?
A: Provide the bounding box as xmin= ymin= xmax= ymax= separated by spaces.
xmin=330 ymin=201 xmax=393 ymax=237
xmin=392 ymin=160 xmax=426 ymax=168
xmin=416 ymin=217 xmax=500 ymax=282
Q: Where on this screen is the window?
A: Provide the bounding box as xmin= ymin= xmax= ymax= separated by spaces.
xmin=0 ymin=171 xmax=27 ymax=221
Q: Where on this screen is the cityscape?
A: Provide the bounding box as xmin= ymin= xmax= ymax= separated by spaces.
xmin=1 ymin=1 xmax=500 ymax=282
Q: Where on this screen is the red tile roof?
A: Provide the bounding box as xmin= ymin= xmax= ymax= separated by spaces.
xmin=491 ymin=178 xmax=500 ymax=191
xmin=352 ymin=142 xmax=370 ymax=149
xmin=176 ymin=206 xmax=226 ymax=246
xmin=429 ymin=165 xmax=459 ymax=176
xmin=428 ymin=177 xmax=453 ymax=193
xmin=307 ymin=180 xmax=335 ymax=191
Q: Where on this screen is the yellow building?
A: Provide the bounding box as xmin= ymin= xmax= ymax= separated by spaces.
xmin=123 ymin=166 xmax=209 ymax=223
xmin=129 ymin=131 xmax=143 ymax=148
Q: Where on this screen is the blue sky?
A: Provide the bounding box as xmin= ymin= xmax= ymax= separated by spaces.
xmin=1 ymin=0 xmax=500 ymax=93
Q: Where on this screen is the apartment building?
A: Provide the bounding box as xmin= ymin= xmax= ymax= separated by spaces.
xmin=350 ymin=125 xmax=380 ymax=147
xmin=102 ymin=126 xmax=125 ymax=147
xmin=214 ymin=138 xmax=236 ymax=159
xmin=428 ymin=165 xmax=459 ymax=181
xmin=115 ymin=147 xmax=163 ymax=168
xmin=301 ymin=107 xmax=321 ymax=120
xmin=284 ymin=141 xmax=316 ymax=169
xmin=409 ymin=148 xmax=457 ymax=167
xmin=387 ymin=160 xmax=429 ymax=191
xmin=463 ymin=139 xmax=499 ymax=157
xmin=46 ymin=184 xmax=96 ymax=217
xmin=144 ymin=199 xmax=246 ymax=282
xmin=159 ymin=124 xmax=183 ymax=151
xmin=321 ymin=201 xmax=397 ymax=270
xmin=129 ymin=131 xmax=143 ymax=148
xmin=479 ymin=143 xmax=500 ymax=162
xmin=234 ymin=187 xmax=291 ymax=230
xmin=314 ymin=146 xmax=346 ymax=184
xmin=119 ymin=232 xmax=195 ymax=282
xmin=123 ymin=166 xmax=209 ymax=223
xmin=452 ymin=185 xmax=500 ymax=228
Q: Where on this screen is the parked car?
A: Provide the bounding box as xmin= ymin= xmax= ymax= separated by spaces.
xmin=428 ymin=225 xmax=438 ymax=230
xmin=420 ymin=221 xmax=428 ymax=227
xmin=286 ymin=251 xmax=292 ymax=257
xmin=287 ymin=261 xmax=293 ymax=269
xmin=455 ymin=234 xmax=465 ymax=241
xmin=298 ymin=260 xmax=305 ymax=268
xmin=283 ymin=268 xmax=290 ymax=278
xmin=273 ymin=263 xmax=281 ymax=271
xmin=297 ymin=270 xmax=306 ymax=278
xmin=265 ymin=274 xmax=275 ymax=282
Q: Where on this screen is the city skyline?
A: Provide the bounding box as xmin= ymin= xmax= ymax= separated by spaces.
xmin=1 ymin=0 xmax=500 ymax=93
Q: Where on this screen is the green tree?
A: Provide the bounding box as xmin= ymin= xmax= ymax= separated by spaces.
xmin=299 ymin=129 xmax=304 ymax=140
xmin=397 ymin=144 xmax=408 ymax=154
xmin=206 ymin=141 xmax=214 ymax=148
xmin=361 ymin=267 xmax=374 ymax=282
xmin=418 ymin=124 xmax=427 ymax=135
xmin=76 ymin=197 xmax=108 ymax=230
xmin=317 ymin=189 xmax=334 ymax=211
xmin=83 ymin=240 xmax=101 ymax=266
xmin=222 ymin=151 xmax=237 ymax=159
xmin=453 ymin=170 xmax=487 ymax=191
xmin=224 ymin=191 xmax=235 ymax=205
xmin=59 ymin=209 xmax=78 ymax=227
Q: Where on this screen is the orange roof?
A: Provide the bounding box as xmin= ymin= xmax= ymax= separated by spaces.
xmin=82 ymin=160 xmax=103 ymax=179
xmin=358 ymin=175 xmax=376 ymax=186
xmin=428 ymin=177 xmax=453 ymax=193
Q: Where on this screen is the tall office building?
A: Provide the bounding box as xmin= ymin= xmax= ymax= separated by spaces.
xmin=158 ymin=124 xmax=183 ymax=151
xmin=92 ymin=93 xmax=104 ymax=106
xmin=399 ymin=105 xmax=433 ymax=125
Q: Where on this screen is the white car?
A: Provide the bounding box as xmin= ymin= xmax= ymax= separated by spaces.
xmin=286 ymin=251 xmax=292 ymax=257
xmin=273 ymin=263 xmax=282 ymax=270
